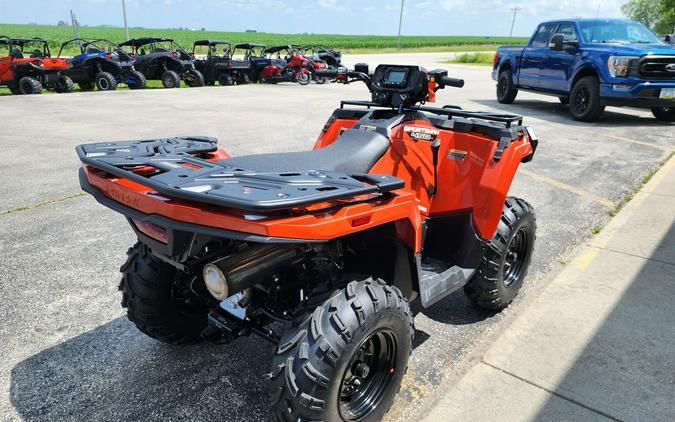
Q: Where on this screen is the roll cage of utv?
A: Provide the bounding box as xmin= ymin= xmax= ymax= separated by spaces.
xmin=119 ymin=37 xmax=203 ymax=88
xmin=0 ymin=36 xmax=72 ymax=94
xmin=302 ymin=44 xmax=342 ymax=67
xmin=57 ymin=38 xmax=144 ymax=91
xmin=265 ymin=45 xmax=300 ymax=66
xmin=232 ymin=42 xmax=268 ymax=81
xmin=192 ymin=39 xmax=251 ymax=85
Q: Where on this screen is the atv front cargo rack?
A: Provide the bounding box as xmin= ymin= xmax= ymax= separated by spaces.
xmin=77 ymin=137 xmax=404 ymax=212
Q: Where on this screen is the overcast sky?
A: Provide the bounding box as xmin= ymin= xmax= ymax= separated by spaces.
xmin=0 ymin=0 xmax=625 ymax=37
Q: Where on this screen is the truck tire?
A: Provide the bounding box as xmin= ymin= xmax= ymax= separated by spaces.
xmin=569 ymin=76 xmax=604 ymax=122
xmin=19 ymin=76 xmax=42 ymax=94
xmin=127 ymin=70 xmax=147 ymax=89
xmin=219 ymin=73 xmax=234 ymax=86
xmin=464 ymin=197 xmax=536 ymax=310
xmin=161 ymin=70 xmax=181 ymax=88
xmin=269 ymin=277 xmax=414 ymax=422
xmin=651 ymin=106 xmax=675 ymax=122
xmin=54 ymin=75 xmax=74 ymax=93
xmin=119 ymin=242 xmax=209 ymax=345
xmin=496 ymin=69 xmax=518 ymax=104
xmin=95 ymin=71 xmax=117 ymax=91
xmin=183 ymin=69 xmax=204 ymax=87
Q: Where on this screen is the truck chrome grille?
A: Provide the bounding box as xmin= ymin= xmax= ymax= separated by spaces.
xmin=639 ymin=56 xmax=675 ymax=79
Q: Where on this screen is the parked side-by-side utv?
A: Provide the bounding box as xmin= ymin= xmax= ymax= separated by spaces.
xmin=192 ymin=40 xmax=251 ymax=86
xmin=0 ymin=36 xmax=73 ymax=94
xmin=232 ymin=43 xmax=268 ymax=82
xmin=119 ymin=37 xmax=204 ymax=88
xmin=58 ymin=38 xmax=146 ymax=91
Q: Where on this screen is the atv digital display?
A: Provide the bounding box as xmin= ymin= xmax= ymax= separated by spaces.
xmin=385 ymin=69 xmax=407 ymax=85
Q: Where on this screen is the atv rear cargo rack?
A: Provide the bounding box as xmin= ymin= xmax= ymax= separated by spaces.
xmin=77 ymin=137 xmax=404 ymax=212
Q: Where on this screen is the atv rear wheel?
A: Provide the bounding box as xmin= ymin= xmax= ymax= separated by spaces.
xmin=119 ymin=242 xmax=209 ymax=344
xmin=161 ymin=70 xmax=181 ymax=88
xmin=184 ymin=69 xmax=204 ymax=87
xmin=127 ymin=70 xmax=147 ymax=89
xmin=54 ymin=75 xmax=74 ymax=93
xmin=496 ymin=69 xmax=517 ymax=104
xmin=269 ymin=277 xmax=413 ymax=422
xmin=464 ymin=197 xmax=536 ymax=310
xmin=651 ymin=106 xmax=675 ymax=122
xmin=569 ymin=76 xmax=604 ymax=122
xmin=95 ymin=71 xmax=117 ymax=91
xmin=7 ymin=81 xmax=21 ymax=95
xmin=19 ymin=76 xmax=42 ymax=94
xmin=219 ymin=73 xmax=234 ymax=86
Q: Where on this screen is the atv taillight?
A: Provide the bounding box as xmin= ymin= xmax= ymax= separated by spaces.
xmin=105 ymin=53 xmax=112 ymax=59
xmin=132 ymin=219 xmax=168 ymax=243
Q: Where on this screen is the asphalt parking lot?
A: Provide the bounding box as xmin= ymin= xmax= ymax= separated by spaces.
xmin=1 ymin=52 xmax=673 ymax=421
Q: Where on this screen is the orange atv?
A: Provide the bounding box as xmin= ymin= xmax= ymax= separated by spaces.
xmin=77 ymin=63 xmax=538 ymax=421
xmin=0 ymin=36 xmax=73 ymax=94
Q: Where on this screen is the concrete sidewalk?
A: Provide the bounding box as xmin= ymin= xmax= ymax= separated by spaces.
xmin=424 ymin=155 xmax=675 ymax=422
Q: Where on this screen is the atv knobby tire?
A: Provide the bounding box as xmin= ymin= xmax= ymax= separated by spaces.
xmin=161 ymin=70 xmax=181 ymax=88
xmin=219 ymin=73 xmax=234 ymax=86
xmin=95 ymin=71 xmax=117 ymax=91
xmin=496 ymin=69 xmax=518 ymax=104
xmin=19 ymin=76 xmax=42 ymax=94
xmin=269 ymin=277 xmax=413 ymax=422
xmin=127 ymin=70 xmax=147 ymax=89
xmin=183 ymin=69 xmax=204 ymax=87
xmin=119 ymin=242 xmax=208 ymax=344
xmin=54 ymin=75 xmax=74 ymax=93
xmin=464 ymin=197 xmax=536 ymax=310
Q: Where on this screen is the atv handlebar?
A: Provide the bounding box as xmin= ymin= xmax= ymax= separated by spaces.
xmin=439 ymin=76 xmax=464 ymax=88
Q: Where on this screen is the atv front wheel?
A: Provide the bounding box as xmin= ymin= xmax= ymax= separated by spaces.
xmin=119 ymin=243 xmax=209 ymax=344
xmin=496 ymin=69 xmax=517 ymax=104
xmin=651 ymin=106 xmax=675 ymax=122
xmin=127 ymin=70 xmax=147 ymax=89
xmin=95 ymin=71 xmax=117 ymax=91
xmin=19 ymin=76 xmax=42 ymax=94
xmin=269 ymin=277 xmax=413 ymax=422
xmin=569 ymin=76 xmax=604 ymax=122
xmin=54 ymin=75 xmax=74 ymax=93
xmin=464 ymin=197 xmax=536 ymax=310
xmin=161 ymin=70 xmax=181 ymax=88
xmin=184 ymin=69 xmax=205 ymax=87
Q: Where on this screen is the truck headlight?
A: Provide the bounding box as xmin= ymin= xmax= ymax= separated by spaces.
xmin=608 ymin=56 xmax=638 ymax=78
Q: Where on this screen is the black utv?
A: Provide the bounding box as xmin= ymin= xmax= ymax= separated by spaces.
xmin=301 ymin=44 xmax=342 ymax=67
xmin=118 ymin=37 xmax=204 ymax=88
xmin=232 ymin=43 xmax=268 ymax=81
xmin=58 ymin=38 xmax=146 ymax=91
xmin=192 ymin=40 xmax=251 ymax=86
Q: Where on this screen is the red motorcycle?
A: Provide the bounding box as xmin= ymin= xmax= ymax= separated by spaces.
xmin=259 ymin=45 xmax=312 ymax=85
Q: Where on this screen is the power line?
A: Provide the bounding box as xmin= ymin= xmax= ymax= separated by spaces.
xmin=508 ymin=6 xmax=522 ymax=44
xmin=397 ymin=0 xmax=405 ymax=50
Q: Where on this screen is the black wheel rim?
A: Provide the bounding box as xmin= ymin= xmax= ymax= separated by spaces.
xmin=339 ymin=329 xmax=398 ymax=421
xmin=503 ymin=227 xmax=530 ymax=287
xmin=574 ymin=87 xmax=589 ymax=114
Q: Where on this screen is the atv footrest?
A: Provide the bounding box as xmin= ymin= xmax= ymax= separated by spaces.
xmin=77 ymin=137 xmax=405 ymax=212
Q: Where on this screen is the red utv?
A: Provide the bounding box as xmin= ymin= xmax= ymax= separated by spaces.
xmin=259 ymin=45 xmax=312 ymax=85
xmin=0 ymin=36 xmax=73 ymax=94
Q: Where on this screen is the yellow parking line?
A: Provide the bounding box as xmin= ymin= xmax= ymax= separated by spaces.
xmin=605 ymin=135 xmax=664 ymax=150
xmin=520 ymin=169 xmax=616 ymax=209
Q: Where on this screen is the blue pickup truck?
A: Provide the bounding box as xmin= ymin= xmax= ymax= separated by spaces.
xmin=492 ymin=19 xmax=675 ymax=122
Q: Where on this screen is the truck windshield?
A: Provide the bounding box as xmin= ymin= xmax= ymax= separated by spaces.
xmin=579 ymin=20 xmax=661 ymax=44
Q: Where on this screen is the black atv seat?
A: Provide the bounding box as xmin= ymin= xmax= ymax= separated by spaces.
xmin=222 ymin=129 xmax=390 ymax=174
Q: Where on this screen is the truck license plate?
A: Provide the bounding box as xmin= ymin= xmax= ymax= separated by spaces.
xmin=660 ymin=88 xmax=675 ymax=99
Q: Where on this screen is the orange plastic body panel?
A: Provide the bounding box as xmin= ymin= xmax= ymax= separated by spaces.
xmin=313 ymin=118 xmax=360 ymax=149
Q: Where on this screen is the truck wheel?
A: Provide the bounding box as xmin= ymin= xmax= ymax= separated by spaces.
xmin=161 ymin=70 xmax=181 ymax=88
xmin=496 ymin=69 xmax=518 ymax=104
xmin=54 ymin=75 xmax=74 ymax=93
xmin=95 ymin=71 xmax=117 ymax=91
xmin=464 ymin=197 xmax=536 ymax=310
xmin=269 ymin=277 xmax=414 ymax=422
xmin=19 ymin=76 xmax=43 ymax=94
xmin=119 ymin=243 xmax=209 ymax=345
xmin=184 ymin=69 xmax=204 ymax=87
xmin=558 ymin=96 xmax=569 ymax=104
xmin=569 ymin=76 xmax=604 ymax=122
xmin=651 ymin=106 xmax=675 ymax=122
xmin=127 ymin=70 xmax=147 ymax=89
xmin=219 ymin=73 xmax=234 ymax=86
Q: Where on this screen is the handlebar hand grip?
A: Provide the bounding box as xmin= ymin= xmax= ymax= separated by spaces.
xmin=440 ymin=76 xmax=465 ymax=88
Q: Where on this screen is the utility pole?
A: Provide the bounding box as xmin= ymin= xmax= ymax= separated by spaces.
xmin=508 ymin=6 xmax=522 ymax=44
xmin=122 ymin=0 xmax=130 ymax=40
xmin=397 ymin=0 xmax=405 ymax=50
xmin=70 ymin=10 xmax=80 ymax=46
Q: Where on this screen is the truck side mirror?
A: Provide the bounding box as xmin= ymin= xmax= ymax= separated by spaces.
xmin=548 ymin=34 xmax=564 ymax=51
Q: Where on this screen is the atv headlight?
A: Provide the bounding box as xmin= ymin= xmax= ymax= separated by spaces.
xmin=608 ymin=56 xmax=638 ymax=78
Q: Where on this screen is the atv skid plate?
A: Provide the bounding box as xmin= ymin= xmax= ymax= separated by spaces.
xmin=76 ymin=136 xmax=404 ymax=212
